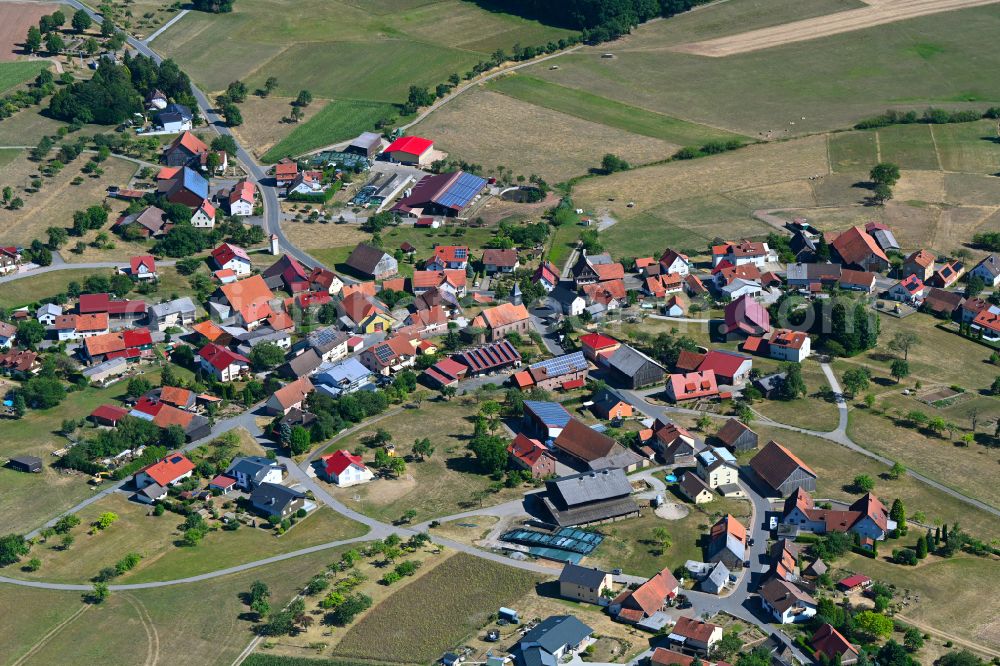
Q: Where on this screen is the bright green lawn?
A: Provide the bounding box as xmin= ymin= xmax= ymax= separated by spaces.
xmin=0 ymin=61 xmax=48 ymax=94
xmin=262 ymin=100 xmax=399 ymax=162
xmin=488 ymin=74 xmax=747 ymax=146
xmin=0 ymin=269 xmax=98 ymax=310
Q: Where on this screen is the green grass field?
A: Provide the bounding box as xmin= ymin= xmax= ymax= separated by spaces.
xmin=262 ymin=100 xmax=399 ymax=162
xmin=828 ymin=131 xmax=878 ymax=173
xmin=521 ymin=4 xmax=1000 ymax=137
xmin=932 ymin=120 xmax=1000 ymax=173
xmin=0 ymin=61 xmax=48 ymax=95
xmin=488 ymin=74 xmax=747 ymax=146
xmin=877 ymin=124 xmax=941 ymax=171
xmin=160 ymin=0 xmax=573 ymax=97
xmin=331 ymin=552 xmax=543 ymax=663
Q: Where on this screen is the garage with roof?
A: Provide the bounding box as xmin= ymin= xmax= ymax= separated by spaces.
xmin=383 ymin=135 xmax=434 ymax=165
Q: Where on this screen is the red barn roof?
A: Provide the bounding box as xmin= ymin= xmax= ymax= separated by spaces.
xmin=384 ymin=135 xmax=433 ymax=155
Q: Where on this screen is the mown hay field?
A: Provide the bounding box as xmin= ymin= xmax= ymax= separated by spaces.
xmin=518 ymin=4 xmax=1000 ymax=137
xmin=331 ymin=552 xmax=544 ymax=664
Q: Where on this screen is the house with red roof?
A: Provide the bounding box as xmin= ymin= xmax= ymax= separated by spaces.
xmin=928 ymin=261 xmax=964 ymax=289
xmin=610 ymin=566 xmax=679 ymax=624
xmin=482 ymin=248 xmax=519 ymax=274
xmin=723 ymin=294 xmax=771 ymax=337
xmin=89 ymin=404 xmax=129 ymax=427
xmin=903 ymin=249 xmax=935 ymax=281
xmin=209 ymin=475 xmax=237 ymax=494
xmin=533 ymin=261 xmax=560 ymax=292
xmin=767 ymin=329 xmax=812 ymax=362
xmin=579 ymin=333 xmax=620 ymax=364
xmin=412 ymin=269 xmax=466 ymax=297
xmin=359 ymin=335 xmax=417 ymax=375
xmin=199 ymin=343 xmax=250 ymax=381
xmin=665 ymin=370 xmax=719 ymax=403
xmin=830 ymin=226 xmax=890 ymax=272
xmin=812 ymin=624 xmax=859 ymax=665
xmin=697 ymin=350 xmax=753 ymax=386
xmin=426 ymin=245 xmax=469 ymax=271
xmin=273 ymin=158 xmax=299 ymax=186
xmin=129 ymin=255 xmax=157 ymax=280
xmin=265 ymin=377 xmax=314 ymax=416
xmin=507 ymin=433 xmax=557 ymax=478
xmin=972 ymin=305 xmax=1000 ymax=341
xmin=781 ymin=488 xmax=895 ymax=542
xmin=134 ymin=452 xmax=194 ymax=489
xmin=227 ymin=179 xmax=255 ymax=216
xmin=659 ymin=248 xmax=691 ymax=276
xmin=321 ymin=449 xmax=374 ymax=487
xmin=82 ymin=328 xmax=153 ymax=364
xmin=215 ymin=274 xmax=276 ymax=329
xmin=837 ymin=574 xmax=872 ymax=591
xmin=211 ymin=243 xmax=252 ymax=275
xmin=887 ymin=274 xmax=927 ymax=305
xmin=191 ymin=199 xmax=216 ymax=228
xmin=163 ymin=131 xmax=208 ymax=167
xmin=383 ymin=135 xmax=434 ymax=166
xmin=712 ymin=240 xmax=775 ymax=268
xmin=421 ymin=356 xmax=469 ymax=388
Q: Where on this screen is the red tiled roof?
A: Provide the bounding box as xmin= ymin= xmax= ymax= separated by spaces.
xmin=90 ymin=404 xmax=128 ymax=423
xmin=579 ymin=333 xmax=619 ymax=351
xmin=697 ymin=350 xmax=751 ymax=380
xmin=229 ymin=179 xmax=255 ymax=205
xmin=831 ymin=226 xmax=888 ymax=265
xmin=431 ymin=245 xmax=469 ymax=264
xmin=508 ymin=433 xmax=551 ymax=468
xmin=667 ymin=370 xmax=719 ymax=401
xmin=750 ymin=440 xmax=817 ymax=490
xmin=212 ymin=242 xmax=250 ymax=266
xmin=199 ymin=343 xmax=249 ymax=371
xmin=130 ymin=255 xmax=156 ymax=275
xmin=812 ymin=624 xmax=859 ymax=661
xmin=171 ymin=131 xmax=208 ymax=156
xmin=139 ymin=453 xmax=194 ymax=486
xmin=209 ymin=474 xmax=236 ymax=488
xmin=220 ymin=274 xmax=275 ymax=323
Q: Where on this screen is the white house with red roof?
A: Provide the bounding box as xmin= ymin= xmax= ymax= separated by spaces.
xmin=659 ymin=249 xmax=691 ymax=276
xmin=134 ymin=452 xmax=194 ymax=489
xmin=711 ymin=240 xmax=775 ymax=268
xmin=320 ymin=449 xmax=374 ymax=487
xmin=425 ymin=245 xmax=469 ymax=271
xmin=383 ymin=135 xmax=434 ymax=166
xmin=887 ymin=274 xmax=927 ymax=305
xmin=211 ymin=242 xmax=252 ymax=275
xmin=579 ymin=333 xmax=620 ymax=364
xmin=191 ymin=199 xmax=216 ymax=228
xmin=199 ymin=343 xmax=250 ymax=381
xmin=767 ymin=329 xmax=811 ymax=362
xmin=228 ymin=180 xmax=255 ymax=216
xmin=128 ymin=255 xmax=157 ymax=280
xmin=533 ymin=261 xmax=560 ymax=292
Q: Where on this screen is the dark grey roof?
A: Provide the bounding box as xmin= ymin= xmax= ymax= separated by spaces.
xmin=250 ymin=482 xmax=305 ymax=513
xmin=974 ymin=254 xmax=1000 ymax=279
xmin=558 ymin=563 xmax=608 ymax=588
xmin=519 ymin=615 xmax=593 ymax=656
xmin=138 ymin=482 xmax=165 ymax=499
xmin=754 ymin=372 xmax=787 ymax=394
xmin=282 ymin=348 xmax=322 ymax=378
xmin=608 ymin=345 xmax=663 ymax=377
xmin=592 ymin=387 xmax=627 ymax=412
xmin=346 ymin=243 xmax=390 ymax=274
xmin=704 ymin=561 xmax=730 ymax=589
xmin=547 ymin=468 xmax=632 ymax=507
xmin=227 ymin=456 xmax=281 ymax=484
xmin=307 ymin=326 xmax=350 ymax=354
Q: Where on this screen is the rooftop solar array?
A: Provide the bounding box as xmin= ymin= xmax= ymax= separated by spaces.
xmin=373 ymin=343 xmax=396 ymax=364
xmin=434 ymin=172 xmax=487 ymax=211
xmin=529 ymin=351 xmax=587 ymax=378
xmin=455 ymin=339 xmax=521 ymax=373
xmin=524 ymin=400 xmax=572 ymax=427
xmin=500 ymin=527 xmax=603 ymax=555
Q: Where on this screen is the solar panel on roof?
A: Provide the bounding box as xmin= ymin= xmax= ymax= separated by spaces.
xmin=374 ymin=344 xmax=395 ymax=363
xmin=434 ymin=172 xmax=487 ymax=211
xmin=524 ymin=401 xmax=572 ymax=426
xmin=529 ymin=351 xmax=587 ymax=378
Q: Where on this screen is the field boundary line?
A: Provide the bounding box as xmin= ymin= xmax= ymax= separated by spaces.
xmin=11 ymin=602 xmax=90 ymax=666
xmin=875 ymin=131 xmax=883 ymax=162
xmin=927 ymin=124 xmax=944 ymax=171
xmin=896 ymin=614 xmax=1000 ymax=659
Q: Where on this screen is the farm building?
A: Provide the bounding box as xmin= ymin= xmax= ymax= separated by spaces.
xmin=541 ymin=469 xmax=640 ymax=527
xmin=346 ymin=131 xmax=383 ymax=159
xmin=383 ymin=135 xmax=434 ymax=165
xmin=750 ymin=440 xmax=817 ymax=496
xmin=606 ymin=345 xmax=665 ymax=389
xmin=393 ymin=171 xmax=488 ymax=218
xmin=512 ymin=351 xmax=588 ymax=391
xmin=523 ymin=400 xmax=572 ymax=440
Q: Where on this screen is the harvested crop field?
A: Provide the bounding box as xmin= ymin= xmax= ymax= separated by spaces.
xmin=0 ymin=2 xmax=58 ymax=61
xmin=331 ymin=552 xmax=543 ymax=664
xmin=414 ymin=88 xmax=679 ymax=182
xmin=671 ymin=0 xmax=1000 ymax=57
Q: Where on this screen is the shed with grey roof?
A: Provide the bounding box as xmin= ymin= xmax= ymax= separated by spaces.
xmin=607 ymin=344 xmax=665 ymax=389
xmin=147 ymin=297 xmax=196 ymax=331
xmin=700 ymin=561 xmax=731 ymax=594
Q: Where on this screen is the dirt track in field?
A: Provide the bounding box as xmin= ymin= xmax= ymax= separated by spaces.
xmin=670 ymin=0 xmax=1000 ymax=57
xmin=0 ymin=2 xmax=58 ymax=61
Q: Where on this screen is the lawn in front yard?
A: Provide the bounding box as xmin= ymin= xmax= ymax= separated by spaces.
xmin=753 ymin=425 xmax=1000 ymax=542
xmin=323 ymin=400 xmax=525 ymax=525
xmin=585 ymin=496 xmax=751 ymax=578
xmin=751 ymin=359 xmax=839 ymax=432
xmin=12 ymin=493 xmax=367 ymax=584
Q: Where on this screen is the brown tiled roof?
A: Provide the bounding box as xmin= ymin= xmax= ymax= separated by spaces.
xmin=672 ymin=616 xmax=721 ymax=643
xmin=831 ymin=226 xmax=888 ymax=265
xmin=554 ymin=417 xmax=617 ymax=461
xmin=760 ymin=577 xmax=816 ymax=613
xmin=750 ymin=440 xmax=817 ymax=490
xmin=472 ymin=302 xmax=529 ymax=330
xmin=716 ymin=418 xmax=755 ymax=447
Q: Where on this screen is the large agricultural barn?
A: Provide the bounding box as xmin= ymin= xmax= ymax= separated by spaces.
xmin=393 ymin=171 xmax=488 ymax=218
